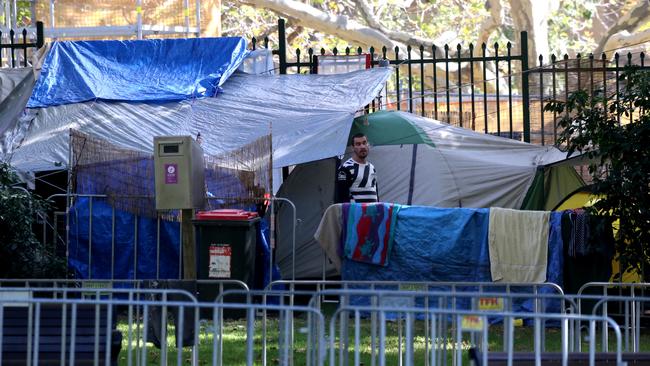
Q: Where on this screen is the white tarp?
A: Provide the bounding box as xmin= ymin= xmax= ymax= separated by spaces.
xmin=2 ymin=68 xmax=392 ymax=173
xmin=0 ymin=68 xmax=34 ymax=137
xmin=382 ymin=112 xmax=569 ymax=209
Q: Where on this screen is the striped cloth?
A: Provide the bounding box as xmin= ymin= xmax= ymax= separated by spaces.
xmin=341 ymin=203 xmax=401 ymax=266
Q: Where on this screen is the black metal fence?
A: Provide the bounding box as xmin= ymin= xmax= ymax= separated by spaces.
xmin=3 ymin=18 xmax=649 ymax=146
xmin=0 ymin=21 xmax=44 ymax=68
xmin=256 ymin=19 xmax=650 ymax=146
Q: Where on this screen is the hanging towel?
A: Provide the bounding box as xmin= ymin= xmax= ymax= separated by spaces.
xmin=342 ymin=203 xmax=401 ymax=266
xmin=314 ymin=204 xmax=344 ymax=271
xmin=488 ymin=207 xmax=550 ymax=283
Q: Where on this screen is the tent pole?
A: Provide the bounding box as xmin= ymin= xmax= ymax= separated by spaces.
xmin=269 ymin=123 xmax=274 ymax=287
xmin=65 ymin=129 xmax=72 ymax=278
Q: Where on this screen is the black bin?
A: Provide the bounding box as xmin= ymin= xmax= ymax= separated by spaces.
xmin=193 ymin=209 xmax=260 ymax=317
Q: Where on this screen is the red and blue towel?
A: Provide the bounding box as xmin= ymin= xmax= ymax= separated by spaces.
xmin=341 ymin=203 xmax=401 ymax=266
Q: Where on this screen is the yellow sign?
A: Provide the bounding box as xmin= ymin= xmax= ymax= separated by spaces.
xmin=478 ymin=297 xmax=504 ymax=311
xmin=399 ymin=284 xmax=427 ymax=292
xmin=135 ymin=6 xmax=142 ymax=14
xmin=461 ymin=315 xmax=484 ymax=332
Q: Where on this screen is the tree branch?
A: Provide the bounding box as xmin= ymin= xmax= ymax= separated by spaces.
xmin=601 ymin=28 xmax=650 ymax=55
xmin=241 ymin=0 xmax=509 ymax=93
xmin=476 ymin=0 xmax=504 ymax=48
xmin=286 ymin=25 xmax=304 ymax=44
xmin=354 ymin=0 xmax=449 ymax=53
xmin=595 ymin=0 xmax=650 ymax=55
xmin=240 ymin=0 xmax=404 ymax=51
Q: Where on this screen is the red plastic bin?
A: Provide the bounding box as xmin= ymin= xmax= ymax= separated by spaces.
xmin=195 ymin=209 xmax=259 ymax=221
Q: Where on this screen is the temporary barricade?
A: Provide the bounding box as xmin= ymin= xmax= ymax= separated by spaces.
xmin=0 ymin=287 xmax=327 ymax=366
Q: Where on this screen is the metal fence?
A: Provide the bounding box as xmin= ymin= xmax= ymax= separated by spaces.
xmin=0 ymin=286 xmax=327 ymax=366
xmin=35 ymin=193 xmax=297 ymax=285
xmin=3 ymin=15 xmax=650 ymax=145
xmin=258 ymin=19 xmax=650 ymax=146
xmin=2 ymin=284 xmax=641 ymax=366
xmin=0 ymin=20 xmax=42 ymax=67
xmin=578 ymin=282 xmax=650 ymax=353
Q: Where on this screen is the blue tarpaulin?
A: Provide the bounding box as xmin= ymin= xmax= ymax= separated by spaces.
xmin=68 ymin=197 xmax=181 ymax=279
xmin=341 ymin=206 xmax=565 ymax=316
xmin=28 ymin=37 xmax=248 ymax=107
xmin=342 ymin=206 xmax=491 ymax=283
xmin=68 ymin=197 xmax=279 ymax=288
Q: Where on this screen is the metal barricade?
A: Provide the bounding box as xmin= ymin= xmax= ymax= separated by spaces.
xmin=330 ymin=305 xmax=623 ymax=366
xmin=218 ymin=286 xmax=580 ymax=366
xmin=216 ymin=289 xmax=321 ymax=366
xmin=313 ymin=288 xmax=578 ymax=366
xmin=577 ymin=282 xmax=650 ymax=353
xmin=43 ymin=193 xmax=298 ymax=289
xmin=266 ymin=280 xmax=565 ymax=310
xmin=588 ymin=294 xmax=650 ymax=353
xmin=0 ymin=286 xmax=199 ymax=366
xmin=266 ymin=280 xmax=569 ymax=357
xmin=0 ymin=279 xmax=248 ymax=300
xmin=0 ymin=288 xmax=327 ymax=366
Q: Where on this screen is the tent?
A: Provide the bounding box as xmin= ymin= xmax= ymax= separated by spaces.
xmin=1 ymin=68 xmax=34 ymax=149
xmin=0 ymin=38 xmax=392 ymax=281
xmin=1 ymin=40 xmax=391 ymax=179
xmin=276 ymin=110 xmax=585 ymax=279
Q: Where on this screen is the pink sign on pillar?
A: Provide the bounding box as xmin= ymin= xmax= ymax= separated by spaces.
xmin=165 ymin=163 xmax=178 ymax=184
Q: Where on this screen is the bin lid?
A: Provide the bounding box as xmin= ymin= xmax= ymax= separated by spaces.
xmin=195 ymin=209 xmax=259 ymax=221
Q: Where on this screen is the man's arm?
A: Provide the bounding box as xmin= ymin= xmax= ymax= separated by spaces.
xmin=375 ymin=181 xmax=379 ymax=202
xmin=334 ymin=166 xmax=351 ymax=203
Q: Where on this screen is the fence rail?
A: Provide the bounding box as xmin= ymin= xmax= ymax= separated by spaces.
xmin=0 ymin=21 xmax=43 ymax=67
xmin=255 ymin=19 xmax=650 ymax=146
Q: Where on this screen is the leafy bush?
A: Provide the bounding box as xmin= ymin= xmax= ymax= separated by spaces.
xmin=0 ymin=162 xmax=66 ymax=278
xmin=545 ymin=68 xmax=650 ymax=279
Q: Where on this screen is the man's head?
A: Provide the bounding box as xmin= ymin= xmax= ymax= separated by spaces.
xmin=351 ymin=133 xmax=369 ymax=162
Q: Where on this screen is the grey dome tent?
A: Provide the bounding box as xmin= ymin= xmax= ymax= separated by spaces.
xmin=275 ymin=110 xmax=584 ymax=279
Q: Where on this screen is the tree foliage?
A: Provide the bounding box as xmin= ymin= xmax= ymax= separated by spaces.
xmin=0 ymin=163 xmax=66 ymax=278
xmin=227 ymin=0 xmax=649 ymax=58
xmin=545 ymin=68 xmax=650 ymax=277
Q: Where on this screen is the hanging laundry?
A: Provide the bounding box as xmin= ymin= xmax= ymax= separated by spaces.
xmin=488 ymin=207 xmax=550 ymax=283
xmin=342 ymin=203 xmax=401 ymax=266
xmin=562 ymin=210 xmax=615 ymax=295
xmin=563 ymin=208 xmax=588 ymax=257
xmin=314 ymin=204 xmax=344 ymax=271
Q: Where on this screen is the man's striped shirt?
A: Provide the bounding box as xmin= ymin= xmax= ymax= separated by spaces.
xmin=336 ymin=158 xmax=378 ymax=203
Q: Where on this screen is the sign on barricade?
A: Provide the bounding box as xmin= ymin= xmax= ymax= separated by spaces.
xmin=461 ymin=315 xmax=485 ymax=332
xmin=478 ymin=297 xmax=505 ymax=312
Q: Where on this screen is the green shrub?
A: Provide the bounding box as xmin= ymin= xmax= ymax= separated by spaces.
xmin=0 ymin=162 xmax=66 ymax=278
xmin=545 ymin=67 xmax=650 ymax=279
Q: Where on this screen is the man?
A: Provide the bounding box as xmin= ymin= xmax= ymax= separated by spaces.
xmin=335 ymin=133 xmax=379 ymax=203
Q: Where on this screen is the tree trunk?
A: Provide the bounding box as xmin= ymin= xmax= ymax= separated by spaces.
xmin=601 ymin=28 xmax=650 ymax=55
xmin=242 ymin=0 xmax=402 ymax=50
xmin=509 ymin=0 xmax=559 ymax=64
xmin=202 ymin=0 xmax=222 ymax=37
xmin=594 ymin=0 xmax=650 ymax=55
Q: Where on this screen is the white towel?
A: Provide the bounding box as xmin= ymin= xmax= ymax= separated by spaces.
xmin=488 ymin=207 xmax=550 ymax=283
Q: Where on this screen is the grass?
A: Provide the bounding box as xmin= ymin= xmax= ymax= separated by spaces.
xmin=115 ymin=313 xmax=650 ymax=365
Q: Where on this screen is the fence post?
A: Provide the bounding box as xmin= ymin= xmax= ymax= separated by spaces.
xmin=520 ymin=31 xmax=531 ymax=143
xmin=36 ymin=21 xmax=44 ymax=49
xmin=136 ymin=0 xmax=143 ymax=39
xmin=278 ymin=18 xmax=287 ymax=74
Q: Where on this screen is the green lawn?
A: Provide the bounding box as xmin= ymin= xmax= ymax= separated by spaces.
xmin=115 ymin=314 xmax=650 ymax=365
